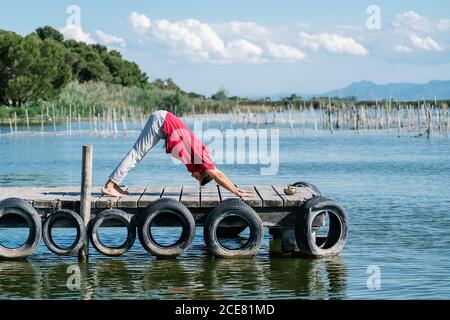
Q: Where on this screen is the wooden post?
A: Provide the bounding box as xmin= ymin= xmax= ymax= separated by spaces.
xmin=78 ymin=145 xmax=93 ymax=262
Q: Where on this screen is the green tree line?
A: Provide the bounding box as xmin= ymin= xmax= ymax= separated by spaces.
xmin=0 ymin=26 xmax=148 ymax=106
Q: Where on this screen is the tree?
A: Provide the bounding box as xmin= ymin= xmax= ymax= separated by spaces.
xmin=211 ymin=89 xmax=228 ymax=101
xmin=35 ymin=26 xmax=64 ymax=42
xmin=0 ymin=30 xmax=22 ymax=104
xmin=5 ymin=34 xmax=72 ymax=105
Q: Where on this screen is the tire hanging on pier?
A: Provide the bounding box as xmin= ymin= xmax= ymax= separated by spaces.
xmin=295 ymin=196 xmax=348 ymax=257
xmin=292 ymin=181 xmax=322 ymax=197
xmin=138 ymin=198 xmax=196 ymax=258
xmin=203 ymin=198 xmax=264 ymax=258
xmin=0 ymin=198 xmax=42 ymax=259
xmin=42 ymin=209 xmax=86 ymax=256
xmin=89 ymin=209 xmax=136 ymax=257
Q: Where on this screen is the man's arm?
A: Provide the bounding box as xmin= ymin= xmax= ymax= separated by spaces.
xmin=205 ymin=169 xmax=253 ymax=197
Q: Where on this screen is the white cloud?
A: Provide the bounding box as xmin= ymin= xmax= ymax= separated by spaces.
xmin=128 ymin=12 xmax=307 ymax=64
xmin=394 ymin=45 xmax=413 ymax=53
xmin=130 ymin=11 xmax=151 ymax=34
xmin=95 ymin=30 xmax=126 ymax=47
xmin=409 ymin=34 xmax=444 ymax=52
xmin=266 ymin=42 xmax=306 ymax=61
xmin=60 ymin=25 xmax=94 ymax=44
xmin=299 ymin=32 xmax=369 ymax=56
xmin=214 ymin=21 xmax=268 ymax=39
xmin=395 ymin=11 xmax=432 ymax=32
xmin=438 ymin=19 xmax=450 ymax=31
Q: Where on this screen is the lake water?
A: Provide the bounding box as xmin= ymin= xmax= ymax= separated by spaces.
xmin=1 ymin=117 xmax=450 ymax=300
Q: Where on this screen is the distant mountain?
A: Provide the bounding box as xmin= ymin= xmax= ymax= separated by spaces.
xmin=316 ymin=80 xmax=450 ymax=101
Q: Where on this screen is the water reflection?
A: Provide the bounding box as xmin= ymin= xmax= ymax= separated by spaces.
xmin=267 ymin=256 xmax=347 ymax=299
xmin=0 ymin=253 xmax=348 ymax=299
xmin=0 ymin=260 xmax=42 ymax=299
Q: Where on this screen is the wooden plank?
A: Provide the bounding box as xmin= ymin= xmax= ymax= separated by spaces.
xmin=180 ymin=185 xmax=200 ymax=208
xmin=240 ymin=185 xmax=263 ymax=207
xmin=60 ymin=186 xmax=81 ymax=208
xmin=272 ymin=185 xmax=306 ymax=207
xmin=138 ymin=186 xmax=164 ymax=208
xmin=161 ymin=185 xmax=182 ymax=201
xmin=218 ymin=185 xmax=263 ymax=207
xmin=32 ymin=187 xmax=68 ymax=209
xmin=200 ymin=184 xmax=220 ymax=208
xmin=218 ymin=186 xmax=239 ymax=201
xmin=0 ymin=187 xmax=31 ymax=201
xmin=296 ymin=186 xmax=314 ymax=201
xmin=117 ymin=186 xmax=146 ymax=209
xmin=254 ymin=185 xmax=284 ymax=207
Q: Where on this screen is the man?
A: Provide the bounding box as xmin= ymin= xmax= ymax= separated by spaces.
xmin=102 ymin=110 xmax=253 ymax=198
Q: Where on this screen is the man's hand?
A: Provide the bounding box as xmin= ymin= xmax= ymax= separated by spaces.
xmin=235 ymin=188 xmax=253 ymax=197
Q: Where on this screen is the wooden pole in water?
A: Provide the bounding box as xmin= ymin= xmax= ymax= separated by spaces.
xmin=52 ymin=105 xmax=56 ymax=136
xmin=25 ymin=108 xmax=30 ymax=136
xmin=14 ymin=112 xmax=17 ymax=136
xmin=9 ymin=117 xmax=13 ymax=135
xmin=78 ymin=145 xmax=92 ymax=263
xmin=41 ymin=107 xmax=44 ymax=136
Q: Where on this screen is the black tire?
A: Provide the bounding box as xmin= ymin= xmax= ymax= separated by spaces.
xmin=295 ymin=196 xmax=348 ymax=257
xmin=292 ymin=181 xmax=322 ymax=196
xmin=0 ymin=198 xmax=42 ymax=259
xmin=204 ymin=198 xmax=263 ymax=257
xmin=138 ymin=198 xmax=195 ymax=258
xmin=43 ymin=209 xmax=86 ymax=256
xmin=89 ymin=209 xmax=136 ymax=257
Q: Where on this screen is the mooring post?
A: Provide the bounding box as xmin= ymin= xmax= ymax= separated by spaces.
xmin=78 ymin=145 xmax=93 ymax=263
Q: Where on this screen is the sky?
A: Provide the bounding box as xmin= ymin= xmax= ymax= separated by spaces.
xmin=1 ymin=0 xmax=450 ymax=97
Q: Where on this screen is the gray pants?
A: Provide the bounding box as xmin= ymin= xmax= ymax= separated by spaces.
xmin=109 ymin=110 xmax=167 ymax=185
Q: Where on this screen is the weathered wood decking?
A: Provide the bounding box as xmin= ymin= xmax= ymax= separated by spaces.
xmin=0 ymin=185 xmax=317 ymax=209
xmin=0 ymin=185 xmax=318 ymax=227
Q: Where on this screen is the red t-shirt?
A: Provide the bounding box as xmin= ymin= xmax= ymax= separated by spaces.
xmin=162 ymin=112 xmax=215 ymax=173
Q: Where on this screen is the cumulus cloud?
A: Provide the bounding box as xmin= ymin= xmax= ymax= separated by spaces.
xmin=130 ymin=11 xmax=151 ymax=34
xmin=438 ymin=19 xmax=450 ymax=31
xmin=266 ymin=42 xmax=306 ymax=61
xmin=299 ymin=32 xmax=369 ymax=56
xmin=60 ymin=25 xmax=94 ymax=44
xmin=409 ymin=34 xmax=444 ymax=51
xmin=394 ymin=45 xmax=413 ymax=53
xmin=395 ymin=11 xmax=433 ymax=32
xmin=129 ymin=12 xmax=308 ymax=64
xmin=95 ymin=30 xmax=126 ymax=47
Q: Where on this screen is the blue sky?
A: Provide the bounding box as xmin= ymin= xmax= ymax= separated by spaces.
xmin=1 ymin=1 xmax=450 ymax=96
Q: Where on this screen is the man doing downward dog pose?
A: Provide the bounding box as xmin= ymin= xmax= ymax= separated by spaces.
xmin=102 ymin=110 xmax=253 ymax=198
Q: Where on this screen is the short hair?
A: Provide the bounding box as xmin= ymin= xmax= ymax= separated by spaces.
xmin=200 ymin=172 xmax=213 ymax=186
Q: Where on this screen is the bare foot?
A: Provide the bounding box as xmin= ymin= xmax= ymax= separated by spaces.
xmin=114 ymin=184 xmax=129 ymax=195
xmin=101 ymin=186 xmax=123 ymax=198
xmin=102 ymin=180 xmax=128 ymax=197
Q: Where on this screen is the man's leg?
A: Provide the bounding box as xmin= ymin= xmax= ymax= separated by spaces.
xmin=103 ymin=112 xmax=165 ymax=196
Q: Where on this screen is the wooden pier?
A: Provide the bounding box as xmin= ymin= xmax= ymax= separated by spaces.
xmin=0 ymin=184 xmax=317 ymax=227
xmin=0 ymin=146 xmax=348 ymax=260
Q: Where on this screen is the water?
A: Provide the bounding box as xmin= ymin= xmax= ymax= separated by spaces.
xmin=1 ymin=118 xmax=450 ymax=300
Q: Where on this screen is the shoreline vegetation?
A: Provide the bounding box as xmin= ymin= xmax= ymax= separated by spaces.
xmin=1 ymin=26 xmax=450 ymax=137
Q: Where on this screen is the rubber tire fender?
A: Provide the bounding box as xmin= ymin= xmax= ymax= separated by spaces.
xmin=0 ymin=198 xmax=42 ymax=259
xmin=43 ymin=209 xmax=86 ymax=256
xmin=295 ymin=196 xmax=348 ymax=257
xmin=89 ymin=209 xmax=136 ymax=257
xmin=138 ymin=198 xmax=195 ymax=258
xmin=203 ymin=198 xmax=263 ymax=258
